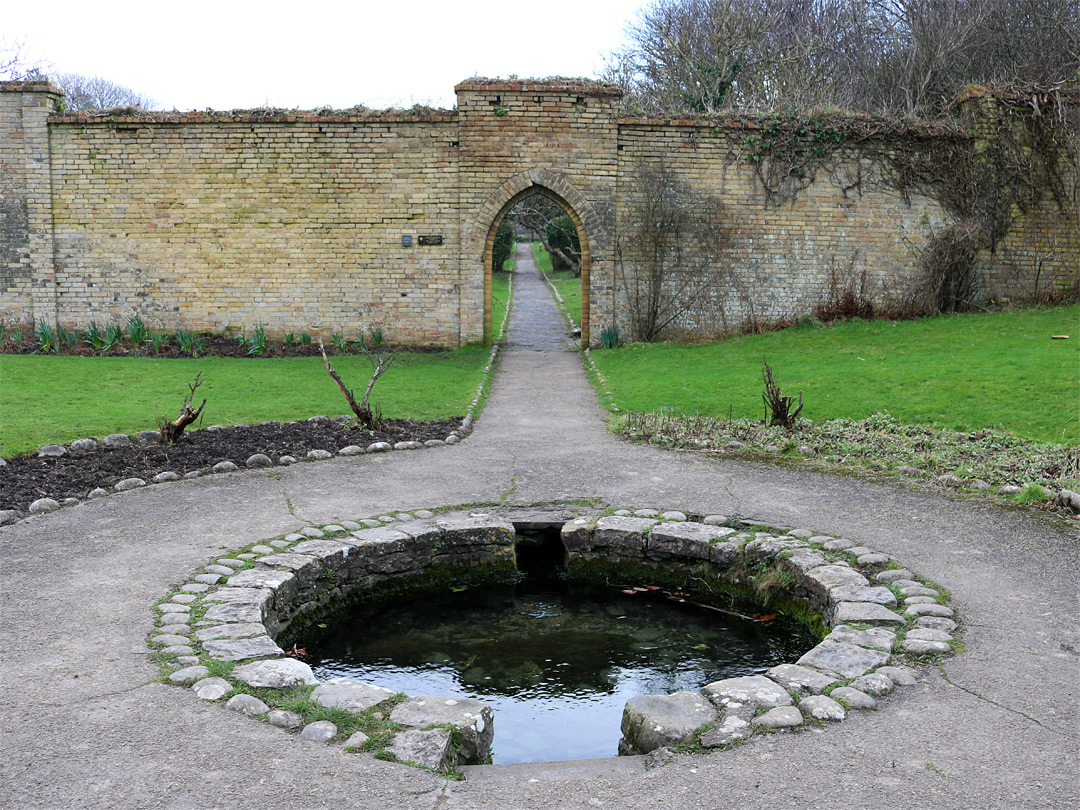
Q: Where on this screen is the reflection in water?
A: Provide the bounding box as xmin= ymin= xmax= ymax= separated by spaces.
xmin=304 ymin=584 xmax=815 ymax=764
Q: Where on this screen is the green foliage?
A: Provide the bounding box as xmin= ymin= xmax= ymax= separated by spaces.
xmin=1015 ymin=482 xmax=1052 ymax=504
xmin=56 ymin=324 xmax=78 ymax=350
xmin=0 ymin=346 xmax=492 ymax=454
xmin=283 ymin=331 xmax=296 ymax=345
xmin=331 ymin=331 xmax=349 ymax=354
xmin=299 ymin=331 xmax=312 ymax=347
xmin=150 ymin=331 xmax=170 ymax=354
xmin=601 ymin=326 xmax=619 ymax=349
xmin=592 ymin=304 xmax=1079 ymax=444
xmin=127 ymin=313 xmax=149 ymax=347
xmin=104 ymin=323 xmax=124 ymax=353
xmin=492 ymin=219 xmax=515 ymax=274
xmin=246 ymin=323 xmax=268 ymax=357
xmin=369 ymin=327 xmax=384 ymax=348
xmin=174 ymin=329 xmax=206 ymax=358
xmin=544 ymin=214 xmax=580 ymax=273
xmin=83 ymin=321 xmax=107 ymax=351
xmin=683 ymin=57 xmax=740 ymax=112
xmin=743 ymin=113 xmax=848 ymax=205
xmin=33 ymin=320 xmax=59 ymax=355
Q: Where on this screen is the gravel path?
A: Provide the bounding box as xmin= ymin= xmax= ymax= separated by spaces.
xmin=1 ymin=257 xmax=1077 ymax=810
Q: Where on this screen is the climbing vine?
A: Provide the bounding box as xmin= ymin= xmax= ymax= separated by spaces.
xmin=715 ymin=88 xmax=1078 ymax=310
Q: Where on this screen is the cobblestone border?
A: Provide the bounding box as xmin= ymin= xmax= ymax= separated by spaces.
xmin=0 ymin=281 xmax=513 ymax=526
xmin=149 ymin=504 xmax=959 ymax=773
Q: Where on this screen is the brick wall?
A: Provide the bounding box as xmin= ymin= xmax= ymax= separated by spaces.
xmin=613 ymin=122 xmax=953 ymax=336
xmin=47 ymin=110 xmax=461 ymax=344
xmin=1 ymin=82 xmax=61 ymax=325
xmin=0 ymin=81 xmax=1074 ymax=348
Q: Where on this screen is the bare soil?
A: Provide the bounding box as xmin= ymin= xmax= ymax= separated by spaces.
xmin=0 ymin=417 xmax=459 ymax=512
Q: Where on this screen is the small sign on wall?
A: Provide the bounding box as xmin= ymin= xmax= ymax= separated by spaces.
xmin=418 ymin=234 xmax=444 ymax=246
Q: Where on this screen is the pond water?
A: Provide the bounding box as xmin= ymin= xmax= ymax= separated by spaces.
xmin=302 ymin=579 xmax=817 ymax=764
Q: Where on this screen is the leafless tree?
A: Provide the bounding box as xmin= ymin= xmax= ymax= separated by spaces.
xmin=0 ymin=37 xmax=41 ymax=80
xmin=606 ymin=0 xmax=1080 ymax=118
xmin=509 ymin=194 xmax=581 ymax=275
xmin=616 ymin=161 xmax=730 ymax=341
xmin=50 ymin=72 xmax=156 ymax=111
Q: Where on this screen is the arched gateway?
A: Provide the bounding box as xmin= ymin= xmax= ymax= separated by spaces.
xmin=1 ymin=78 xmax=1072 ymax=347
xmin=477 ymin=170 xmax=597 ymax=344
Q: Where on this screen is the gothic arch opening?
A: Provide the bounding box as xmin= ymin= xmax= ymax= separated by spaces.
xmin=480 ymin=182 xmax=592 ymax=347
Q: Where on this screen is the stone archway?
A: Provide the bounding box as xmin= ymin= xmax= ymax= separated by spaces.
xmin=477 ymin=169 xmax=597 ymax=347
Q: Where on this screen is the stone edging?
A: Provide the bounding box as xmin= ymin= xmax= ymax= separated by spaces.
xmin=149 ymin=505 xmax=958 ymax=774
xmin=581 ymin=348 xmax=620 ymax=413
xmin=537 ymin=265 xmax=579 ymax=336
xmin=0 ymin=313 xmax=508 ymax=527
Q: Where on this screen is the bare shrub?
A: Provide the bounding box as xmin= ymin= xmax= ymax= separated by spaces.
xmin=615 ymin=161 xmax=731 ymax=342
xmin=814 ymin=251 xmax=875 ymax=322
xmin=761 ymin=358 xmax=803 ymax=428
xmin=158 ymin=374 xmax=206 ymax=445
xmin=918 ymin=219 xmax=988 ymax=312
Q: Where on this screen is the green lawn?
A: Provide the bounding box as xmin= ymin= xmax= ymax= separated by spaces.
xmin=492 ymin=270 xmax=511 ymax=338
xmin=0 ymin=348 xmax=496 ymax=456
xmin=2 ymin=277 xmax=513 ymax=457
xmin=591 ymin=304 xmax=1080 ymax=445
xmin=532 ymin=243 xmax=582 ymax=328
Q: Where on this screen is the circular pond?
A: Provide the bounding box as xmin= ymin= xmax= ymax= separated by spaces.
xmin=301 ymin=580 xmax=817 ymax=763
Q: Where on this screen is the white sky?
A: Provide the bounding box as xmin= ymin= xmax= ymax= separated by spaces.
xmin=5 ymin=0 xmax=646 ymax=111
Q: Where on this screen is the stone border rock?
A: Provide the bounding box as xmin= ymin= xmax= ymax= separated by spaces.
xmin=149 ymin=504 xmax=959 ymax=775
xmin=0 ymin=308 xmax=509 ymax=527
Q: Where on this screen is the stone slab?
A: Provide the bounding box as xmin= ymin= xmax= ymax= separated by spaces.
xmin=619 ymin=692 xmax=717 ymax=754
xmin=797 ymin=641 xmax=890 ymax=679
xmin=702 ymin=675 xmax=792 ymax=709
xmin=203 ymin=635 xmax=284 ymax=661
xmin=312 ymin=678 xmax=395 ymax=713
xmin=765 ymin=664 xmax=838 ymax=695
xmin=388 ymin=728 xmax=455 ymax=771
xmin=390 ymin=695 xmax=494 ymax=764
xmin=832 ymin=601 xmax=906 ymax=626
xmin=233 ymin=658 xmax=318 ymax=688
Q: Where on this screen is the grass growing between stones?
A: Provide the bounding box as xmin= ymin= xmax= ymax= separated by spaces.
xmin=593 ymin=304 xmax=1079 ymax=445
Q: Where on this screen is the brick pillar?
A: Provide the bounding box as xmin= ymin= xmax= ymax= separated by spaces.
xmin=0 ymin=81 xmax=60 ymax=325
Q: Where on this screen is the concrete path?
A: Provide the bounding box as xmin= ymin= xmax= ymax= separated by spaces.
xmin=504 ymin=243 xmax=576 ymax=352
xmin=2 ymin=259 xmax=1077 ymax=809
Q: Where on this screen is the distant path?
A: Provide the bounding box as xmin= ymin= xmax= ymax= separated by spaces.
xmin=504 ymin=242 xmax=575 ymax=351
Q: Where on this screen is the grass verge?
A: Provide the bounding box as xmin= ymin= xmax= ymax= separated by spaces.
xmin=1 ymin=348 xmax=486 ymax=456
xmin=532 ymin=243 xmax=582 ymax=329
xmin=1 ymin=274 xmax=513 ymax=457
xmin=591 ymin=304 xmax=1079 ymax=445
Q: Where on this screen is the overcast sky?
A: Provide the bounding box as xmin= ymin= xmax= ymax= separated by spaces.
xmin=6 ymin=0 xmax=646 ymax=111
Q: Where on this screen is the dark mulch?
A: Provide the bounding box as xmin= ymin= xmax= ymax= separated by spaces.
xmin=0 ymin=417 xmax=460 ymax=512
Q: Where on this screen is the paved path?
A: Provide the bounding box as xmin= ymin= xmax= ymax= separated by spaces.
xmin=504 ymin=243 xmax=575 ymax=352
xmin=1 ymin=264 xmax=1077 ymax=809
